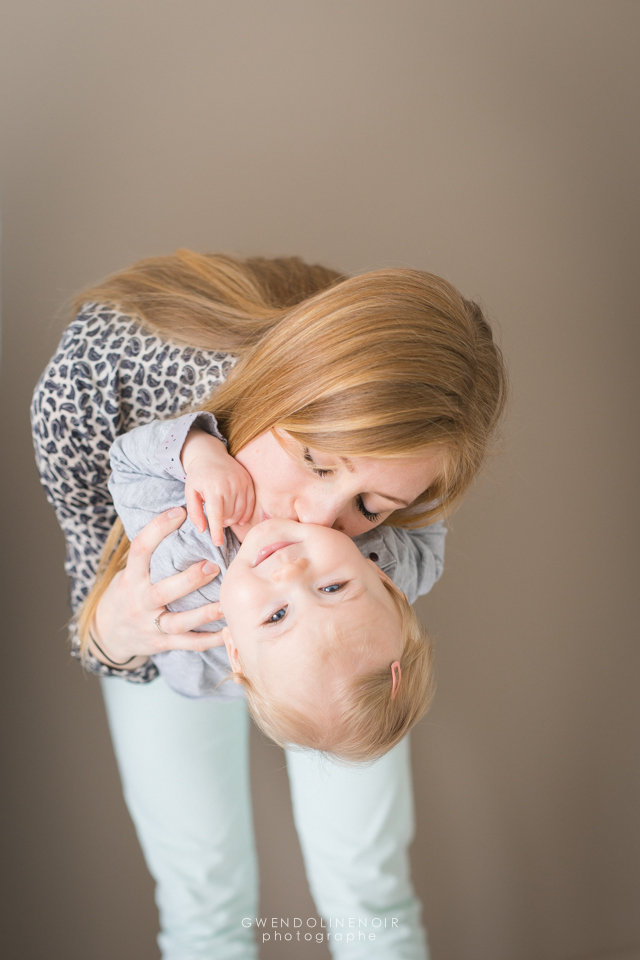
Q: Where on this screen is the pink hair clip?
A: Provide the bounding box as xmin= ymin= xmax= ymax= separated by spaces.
xmin=391 ymin=661 xmax=402 ymax=700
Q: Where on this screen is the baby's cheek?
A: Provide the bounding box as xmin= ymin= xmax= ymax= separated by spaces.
xmin=219 ymin=572 xmax=262 ymax=618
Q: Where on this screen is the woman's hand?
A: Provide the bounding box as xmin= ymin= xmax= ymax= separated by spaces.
xmin=182 ymin=428 xmax=256 ymax=546
xmin=91 ymin=507 xmax=226 ymax=668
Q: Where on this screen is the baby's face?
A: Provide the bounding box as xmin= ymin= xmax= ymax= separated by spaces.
xmin=219 ymin=519 xmax=402 ymax=713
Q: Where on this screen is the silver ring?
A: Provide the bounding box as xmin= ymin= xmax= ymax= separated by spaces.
xmin=153 ymin=611 xmax=169 ymax=635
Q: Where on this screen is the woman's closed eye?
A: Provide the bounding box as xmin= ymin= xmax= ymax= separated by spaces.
xmin=304 ymin=445 xmax=383 ymax=522
xmin=356 ymin=495 xmax=380 ymax=523
xmin=303 ymin=447 xmax=334 ymax=478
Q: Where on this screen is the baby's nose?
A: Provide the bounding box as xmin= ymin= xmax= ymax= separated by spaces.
xmin=271 ymin=557 xmax=309 ymax=581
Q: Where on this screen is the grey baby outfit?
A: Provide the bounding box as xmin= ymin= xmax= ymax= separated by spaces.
xmin=109 ymin=411 xmax=446 ymax=700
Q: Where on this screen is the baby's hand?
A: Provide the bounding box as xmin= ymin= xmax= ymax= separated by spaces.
xmin=182 ymin=428 xmax=255 ymax=546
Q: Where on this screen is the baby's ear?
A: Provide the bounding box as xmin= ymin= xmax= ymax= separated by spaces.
xmin=208 ymin=630 xmax=227 ymax=647
xmin=371 ymin=563 xmax=408 ymax=601
xmin=368 ymin=560 xmax=393 ymax=585
xmin=221 ymin=626 xmax=244 ymax=683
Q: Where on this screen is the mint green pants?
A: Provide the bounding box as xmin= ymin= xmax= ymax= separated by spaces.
xmin=102 ymin=675 xmax=428 ymax=960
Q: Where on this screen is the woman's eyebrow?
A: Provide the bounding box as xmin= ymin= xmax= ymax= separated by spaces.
xmin=375 ymin=493 xmax=411 ymax=507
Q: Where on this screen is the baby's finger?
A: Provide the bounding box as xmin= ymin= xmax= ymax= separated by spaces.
xmin=205 ymin=501 xmax=225 ymax=547
xmin=241 ymin=486 xmax=256 ymax=525
xmin=225 ymin=492 xmax=246 ymax=526
xmin=149 ymin=559 xmax=220 ymax=609
xmin=127 ymin=508 xmax=187 ymax=580
xmin=185 ymin=489 xmax=207 ymax=533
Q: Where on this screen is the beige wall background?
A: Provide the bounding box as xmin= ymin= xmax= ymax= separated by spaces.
xmin=1 ymin=2 xmax=638 ymax=959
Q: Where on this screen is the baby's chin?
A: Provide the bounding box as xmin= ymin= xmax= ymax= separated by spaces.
xmin=230 ymin=514 xmax=290 ymax=543
xmin=233 ymin=516 xmax=303 ymax=548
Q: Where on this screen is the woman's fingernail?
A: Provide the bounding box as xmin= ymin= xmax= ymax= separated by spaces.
xmin=167 ymin=507 xmax=183 ymax=518
xmin=203 ymin=561 xmax=219 ymax=575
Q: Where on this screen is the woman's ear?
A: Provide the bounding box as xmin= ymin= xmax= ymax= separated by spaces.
xmin=221 ymin=626 xmax=244 ymax=684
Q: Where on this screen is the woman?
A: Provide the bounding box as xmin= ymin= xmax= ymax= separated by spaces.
xmin=32 ymin=251 xmax=506 ymax=959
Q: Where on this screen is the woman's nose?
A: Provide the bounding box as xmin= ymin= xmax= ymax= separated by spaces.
xmin=295 ymin=496 xmax=344 ymax=528
xmin=295 ymin=498 xmax=357 ymax=535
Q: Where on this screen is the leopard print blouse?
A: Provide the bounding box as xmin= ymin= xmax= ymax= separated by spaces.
xmin=31 ymin=303 xmax=238 ymax=682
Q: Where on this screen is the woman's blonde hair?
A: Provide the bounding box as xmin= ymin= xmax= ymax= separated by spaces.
xmin=237 ymin=578 xmax=434 ymax=763
xmin=75 ymin=249 xmax=507 ymax=526
xmin=75 ymin=251 xmax=505 ymax=752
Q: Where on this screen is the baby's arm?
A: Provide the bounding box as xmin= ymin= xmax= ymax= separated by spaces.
xmin=109 ymin=417 xmax=237 ymax=699
xmin=181 ymin=426 xmax=254 ymax=545
xmin=108 ymin=415 xmax=196 ymax=541
xmin=110 ymin=412 xmax=254 ymax=547
xmin=353 ymin=522 xmax=446 ymax=605
xmin=108 ymin=414 xmax=228 ymax=619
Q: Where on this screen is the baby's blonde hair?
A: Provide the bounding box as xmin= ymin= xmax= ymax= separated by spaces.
xmin=232 ymin=579 xmax=434 ymax=763
xmin=76 ymin=523 xmax=434 ymax=762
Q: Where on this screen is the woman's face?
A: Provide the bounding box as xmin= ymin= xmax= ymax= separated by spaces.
xmin=231 ymin=430 xmax=444 ymax=541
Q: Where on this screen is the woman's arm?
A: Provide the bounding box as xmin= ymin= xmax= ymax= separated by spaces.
xmin=30 ymin=303 xmax=236 ymax=678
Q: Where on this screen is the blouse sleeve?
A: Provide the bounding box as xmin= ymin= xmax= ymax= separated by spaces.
xmin=353 ymin=521 xmax=446 ymax=605
xmin=108 ymin=411 xmax=228 ymax=551
xmin=30 ymin=303 xmax=237 ymax=681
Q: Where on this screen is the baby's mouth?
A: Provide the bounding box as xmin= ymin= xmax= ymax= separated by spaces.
xmin=253 ymin=542 xmax=299 ymax=567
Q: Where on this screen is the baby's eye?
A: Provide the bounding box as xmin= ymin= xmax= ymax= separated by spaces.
xmin=319 ymin=582 xmax=346 ymax=594
xmin=264 ymin=606 xmax=288 ymax=625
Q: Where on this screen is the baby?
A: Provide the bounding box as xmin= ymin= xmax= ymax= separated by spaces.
xmin=104 ymin=413 xmax=434 ymax=761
